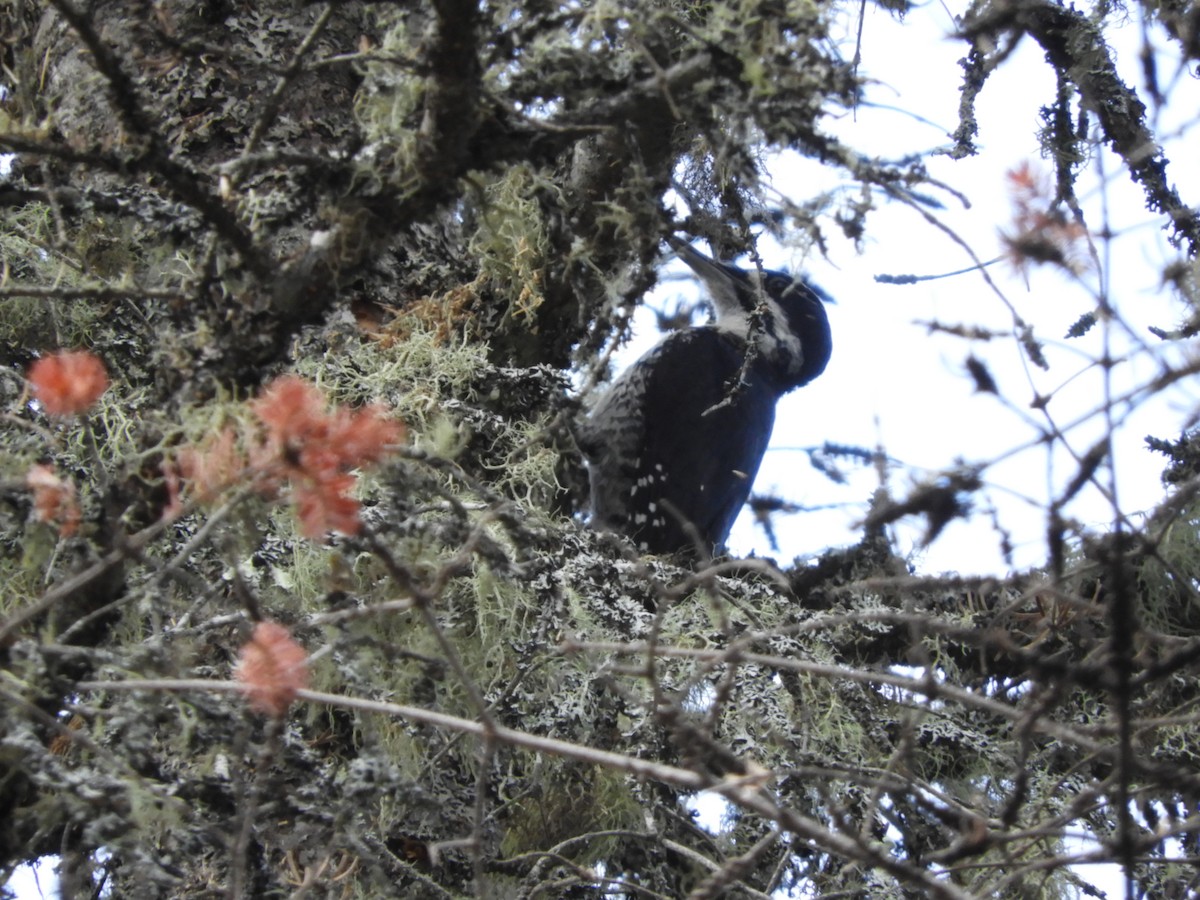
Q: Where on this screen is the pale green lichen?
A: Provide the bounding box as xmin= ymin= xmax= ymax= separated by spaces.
xmin=468 ymin=165 xmax=557 ymax=326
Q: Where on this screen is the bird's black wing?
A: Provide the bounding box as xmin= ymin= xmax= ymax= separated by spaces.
xmin=583 ymin=328 xmax=777 ymax=554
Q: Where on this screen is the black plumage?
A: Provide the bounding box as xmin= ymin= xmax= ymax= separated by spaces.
xmin=580 ymin=240 xmax=832 ymax=555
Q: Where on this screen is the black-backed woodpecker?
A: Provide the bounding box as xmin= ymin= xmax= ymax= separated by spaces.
xmin=579 ymin=239 xmax=832 ymax=555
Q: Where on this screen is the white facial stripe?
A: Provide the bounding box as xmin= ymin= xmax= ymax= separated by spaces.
xmin=705 ymin=277 xmax=748 ymax=318
xmin=714 ymin=289 xmax=807 ymax=377
xmin=763 ymin=296 xmax=805 ymax=374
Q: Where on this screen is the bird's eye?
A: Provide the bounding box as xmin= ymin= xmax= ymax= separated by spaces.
xmin=766 ymin=275 xmax=790 ymax=295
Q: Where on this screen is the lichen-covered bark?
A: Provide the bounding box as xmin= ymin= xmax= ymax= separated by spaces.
xmin=1 ymin=0 xmax=1199 ymax=897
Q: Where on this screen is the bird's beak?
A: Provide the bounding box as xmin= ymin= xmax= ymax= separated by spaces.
xmin=667 ymin=237 xmax=749 ymax=314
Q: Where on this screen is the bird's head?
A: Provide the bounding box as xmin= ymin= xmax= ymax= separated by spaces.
xmin=669 ymin=238 xmax=832 ymax=388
